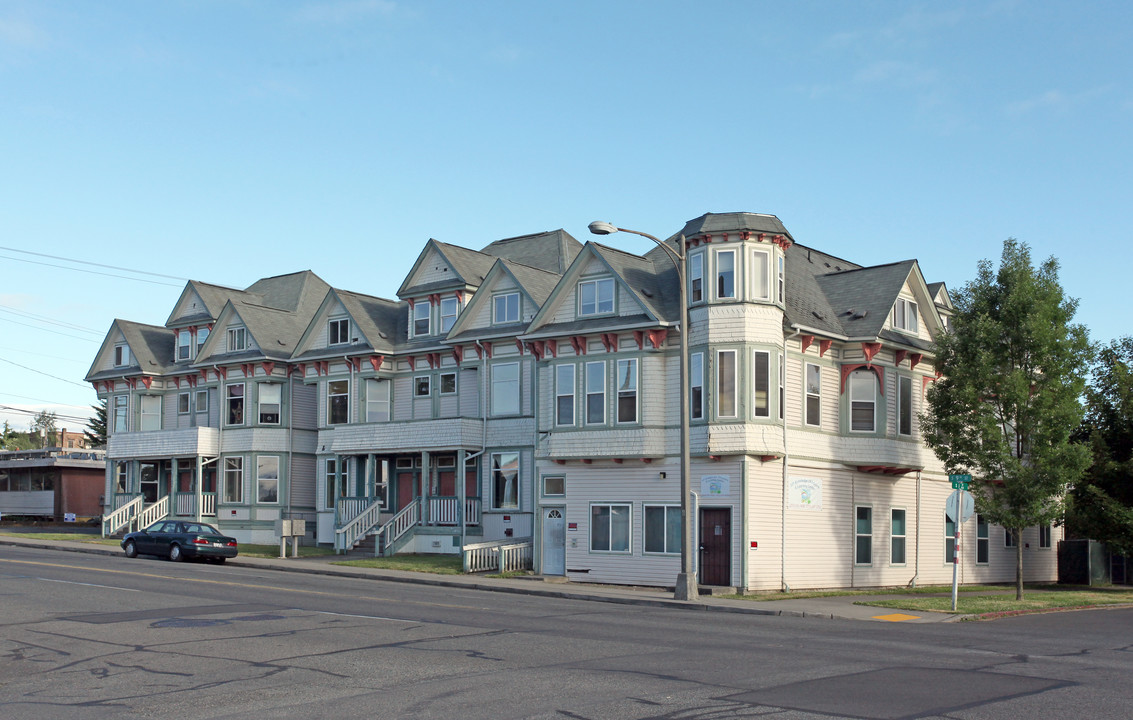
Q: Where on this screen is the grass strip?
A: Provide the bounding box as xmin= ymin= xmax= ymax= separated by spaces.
xmin=237 ymin=544 xmax=337 ymax=559
xmin=858 ymin=589 xmax=1133 ymax=615
xmin=720 ymin=584 xmax=1012 ymax=602
xmin=331 ymin=554 xmax=463 ymax=574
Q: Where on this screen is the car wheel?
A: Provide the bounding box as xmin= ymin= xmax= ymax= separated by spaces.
xmin=169 ymin=544 xmax=183 ymax=562
xmin=123 ymin=540 xmax=138 ymax=559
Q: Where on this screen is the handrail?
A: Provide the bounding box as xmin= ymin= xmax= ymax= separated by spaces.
xmin=101 ymin=495 xmax=142 ymax=537
xmin=375 ymin=499 xmax=420 ymax=555
xmin=334 ymin=497 xmax=383 ymax=553
xmin=462 ymin=537 xmax=533 ymax=573
xmin=136 ymin=496 xmax=169 ymax=531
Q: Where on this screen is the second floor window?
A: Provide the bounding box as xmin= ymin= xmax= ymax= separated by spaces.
xmin=258 ymin=383 xmax=281 ymax=425
xmin=177 ymin=330 xmax=191 ymax=361
xmin=140 ymin=395 xmax=161 ymax=431
xmin=178 ymin=392 xmax=191 ymax=414
xmin=751 ymin=249 xmax=770 ymax=301
xmin=849 ymin=370 xmax=876 ymax=432
xmin=555 ymin=364 xmax=575 ymax=426
xmin=440 ymin=297 xmax=458 ymax=332
xmin=412 ymin=302 xmax=430 ymax=337
xmin=805 ymin=363 xmax=821 ymax=427
xmin=753 ymin=351 xmax=770 ymax=417
xmin=616 ymin=358 xmax=637 ymax=423
xmin=716 ymin=249 xmax=735 ymax=299
xmin=113 ymin=395 xmax=128 ymax=432
xmin=226 ymin=383 xmax=245 ymax=425
xmin=491 ymin=362 xmax=520 ymax=416
xmin=227 ymin=327 xmax=247 ymax=352
xmin=689 ymin=253 xmax=703 ymax=303
xmin=365 ymin=378 xmax=390 ymax=422
xmin=717 ymin=350 xmax=737 ymax=418
xmin=579 ymin=278 xmax=614 ymax=316
xmin=690 ymin=352 xmax=704 ymax=420
xmin=898 ymin=375 xmax=913 ymax=436
xmin=328 ymin=318 xmax=349 ymax=345
xmin=327 ymin=380 xmax=349 ymax=425
xmin=585 ymin=361 xmax=605 ymax=424
xmin=493 ymin=293 xmax=519 ymax=324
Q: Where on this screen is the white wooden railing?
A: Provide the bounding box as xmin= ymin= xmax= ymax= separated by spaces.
xmin=335 ymin=497 xmax=383 ymax=553
xmin=426 ymin=497 xmax=482 ymax=526
xmin=102 ymin=495 xmax=142 ymax=537
xmin=174 ymin=492 xmax=218 ymax=517
xmin=136 ymin=496 xmax=169 ymax=531
xmin=462 ymin=537 xmax=533 ymax=574
xmin=375 ymin=499 xmax=420 ymax=555
xmin=336 ymin=496 xmax=372 ymax=526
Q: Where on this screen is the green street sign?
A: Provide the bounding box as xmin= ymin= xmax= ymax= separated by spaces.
xmin=949 ymin=473 xmax=972 ymax=490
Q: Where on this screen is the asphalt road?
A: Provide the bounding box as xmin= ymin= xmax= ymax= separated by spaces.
xmin=2 ymin=545 xmax=1131 ymax=720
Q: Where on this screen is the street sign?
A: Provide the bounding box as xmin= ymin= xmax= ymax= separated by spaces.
xmin=946 ymin=489 xmax=974 ymax=523
xmin=949 ymin=473 xmax=972 ymax=490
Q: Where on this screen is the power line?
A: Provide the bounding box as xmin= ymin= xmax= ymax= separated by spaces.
xmin=0 ymin=254 xmax=183 ymax=288
xmin=0 ymin=245 xmax=188 ymax=281
xmin=0 ymin=346 xmax=89 ymax=364
xmin=0 ymin=356 xmax=93 ymax=389
xmin=0 ymin=315 xmax=99 ymax=343
xmin=0 ymin=304 xmax=103 ymax=335
xmin=0 ymin=405 xmax=91 ymax=424
xmin=0 ymin=392 xmax=95 ymax=408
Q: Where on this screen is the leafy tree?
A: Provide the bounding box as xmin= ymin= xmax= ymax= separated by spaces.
xmin=31 ymin=411 xmax=58 ymax=448
xmin=1067 ymin=337 xmax=1133 ymax=556
xmin=1 ymin=421 xmax=16 ymax=450
xmin=923 ymin=238 xmax=1091 ymax=599
xmin=84 ymin=400 xmax=108 ymax=448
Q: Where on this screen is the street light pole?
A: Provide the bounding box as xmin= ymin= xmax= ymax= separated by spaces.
xmin=588 ymin=221 xmax=698 ymax=601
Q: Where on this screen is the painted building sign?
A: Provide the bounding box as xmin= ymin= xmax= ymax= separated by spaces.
xmin=788 ymin=477 xmax=823 ymax=511
xmin=700 ymin=475 xmax=730 ymax=497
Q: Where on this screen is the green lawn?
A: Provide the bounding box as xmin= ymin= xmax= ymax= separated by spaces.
xmin=331 ymin=554 xmax=463 ymax=574
xmin=859 ymin=588 xmax=1133 ymax=615
xmin=0 ymin=532 xmax=120 ymax=545
xmin=721 ymin=584 xmax=1012 ymax=602
xmin=237 ymin=544 xmax=337 ymax=559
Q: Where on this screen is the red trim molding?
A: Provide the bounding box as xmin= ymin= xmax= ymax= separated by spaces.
xmin=841 ymin=363 xmax=885 ymax=395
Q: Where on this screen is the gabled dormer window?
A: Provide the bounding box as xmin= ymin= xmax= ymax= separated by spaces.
xmin=227 ymin=327 xmax=247 ymax=352
xmin=579 ymin=278 xmax=614 ymax=316
xmin=493 ymin=293 xmax=519 ymax=324
xmin=893 ymin=297 xmax=918 ymax=334
xmin=114 ymin=344 xmax=130 ymax=367
xmin=440 ymin=297 xmax=458 ymax=332
xmin=328 ymin=318 xmax=349 ymax=345
xmin=412 ymin=301 xmax=430 ymax=337
xmin=177 ymin=330 xmax=191 ymax=361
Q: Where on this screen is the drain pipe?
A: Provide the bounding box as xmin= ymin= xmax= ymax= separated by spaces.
xmin=909 ymin=470 xmax=922 ymax=587
xmin=782 ymin=329 xmax=799 ymax=593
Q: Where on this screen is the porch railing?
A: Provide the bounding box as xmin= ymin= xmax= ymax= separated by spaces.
xmin=102 ymin=495 xmax=142 ymax=537
xmin=462 ymin=537 xmax=533 ymax=574
xmin=427 ymin=497 xmax=482 ymax=526
xmin=136 ymin=496 xmax=169 ymax=531
xmin=335 ymin=496 xmax=373 ymax=527
xmin=174 ymin=492 xmax=217 ymax=517
xmin=334 ymin=497 xmax=383 ymax=553
xmin=375 ymin=499 xmax=420 ymax=556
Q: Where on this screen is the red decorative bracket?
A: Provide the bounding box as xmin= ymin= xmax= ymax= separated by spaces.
xmin=262 ymin=361 xmax=276 ymax=376
xmin=647 ymin=329 xmax=667 ymax=349
xmin=910 ymin=353 xmax=923 ymax=371
xmin=601 ymin=333 xmax=618 ymax=353
xmin=529 ymin=340 xmax=545 ymax=360
xmin=570 ymin=336 xmax=587 ymax=356
xmin=861 ymin=342 xmax=882 ymax=365
xmin=841 ymin=363 xmax=885 ymax=395
xmin=894 ymin=349 xmax=908 ymax=366
xmin=369 ymin=355 xmax=384 ymax=372
xmin=407 ymin=356 xmax=416 ymax=371
xmin=819 ymin=339 xmax=832 ymax=357
xmin=546 ymin=341 xmax=557 ymax=358
xmin=515 ymin=339 xmax=524 ymax=355
xmin=481 ymin=341 xmax=492 ymax=359
xmin=140 ymin=376 xmax=153 ymax=390
xmin=801 ymin=335 xmax=814 ymax=353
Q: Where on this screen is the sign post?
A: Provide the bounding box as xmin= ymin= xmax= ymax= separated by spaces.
xmin=947 ymin=474 xmax=973 ymax=611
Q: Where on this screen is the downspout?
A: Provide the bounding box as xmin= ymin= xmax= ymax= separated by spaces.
xmin=782 ymin=328 xmax=799 ymax=593
xmin=213 ymin=365 xmax=225 ymax=513
xmin=909 ymin=470 xmax=921 ymax=587
xmin=345 ymin=356 xmax=355 ymax=498
xmin=286 ymin=369 xmax=294 ymax=526
xmin=468 ymin=339 xmax=491 ymax=556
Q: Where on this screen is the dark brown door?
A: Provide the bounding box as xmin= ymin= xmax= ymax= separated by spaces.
xmin=699 ymin=508 xmax=731 ymax=586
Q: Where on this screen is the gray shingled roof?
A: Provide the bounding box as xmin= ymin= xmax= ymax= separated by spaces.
xmin=334 ymin=289 xmax=400 ymax=354
xmin=204 ymin=272 xmax=330 ymax=362
xmin=816 ymin=260 xmax=917 ymax=338
xmin=398 ymin=241 xmax=497 ymax=297
xmin=502 ymin=259 xmax=567 ymax=306
xmin=166 ymin=280 xmax=259 ymax=326
xmin=591 ymin=243 xmax=674 ymax=322
xmin=680 ymin=212 xmax=795 ymax=241
xmin=85 ymin=320 xmax=176 ymax=381
xmin=480 ymin=229 xmax=583 ymax=274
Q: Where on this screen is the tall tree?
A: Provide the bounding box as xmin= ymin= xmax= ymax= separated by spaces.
xmin=923 ymin=238 xmax=1091 ymax=599
xmin=1067 ymin=337 xmax=1133 ymax=556
xmin=84 ymin=400 xmax=108 ymax=448
xmin=31 ymin=411 xmax=58 ymax=448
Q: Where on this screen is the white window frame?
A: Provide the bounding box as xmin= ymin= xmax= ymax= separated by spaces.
xmin=689 ymin=252 xmax=704 ymax=303
xmin=414 ymin=375 xmax=431 ymax=398
xmin=584 ymin=360 xmax=605 ymax=425
xmin=177 ymin=330 xmax=191 ymax=361
xmin=590 ymin=503 xmax=631 ymax=553
xmin=717 ymin=349 xmax=737 ymax=418
xmin=849 ymin=369 xmax=876 ymax=433
xmin=491 ymin=451 xmax=519 ymax=510
xmin=805 ymin=363 xmax=821 ymax=427
xmin=194 ymin=389 xmax=208 ymax=414
xmin=690 ymin=352 xmax=704 ymax=421
xmin=893 ymin=297 xmax=919 ymax=334
xmin=715 ymin=248 xmax=736 ymax=300
xmin=977 ymin=514 xmax=990 ymax=564
xmin=643 ymin=504 xmax=680 ymax=555
xmin=1005 ymin=528 xmax=1018 ymax=548
xmin=178 ymin=391 xmax=191 ymax=415
xmin=412 ymin=301 xmax=430 ymax=337
xmin=898 ymin=375 xmax=913 ymax=436
xmin=258 ymin=382 xmax=281 ymax=425
xmin=365 ymin=378 xmax=390 ymax=422
xmin=139 ymin=395 xmax=161 ymax=432
xmin=324 ymin=458 xmax=339 ymax=510
xmin=493 ymin=292 xmax=520 ymax=324
xmin=196 ymin=327 xmax=209 ymax=355
xmin=616 ymin=358 xmax=638 ymax=424
xmin=112 ymin=394 xmax=128 ymax=433
xmin=327 ymin=379 xmax=349 ymax=425
xmin=1039 ymin=524 xmax=1051 ymax=549
xmin=227 ymin=327 xmax=247 ymax=352
xmin=226 ymin=383 xmax=245 ymax=426
xmin=855 ymin=505 xmax=872 ymax=565
xmin=328 ymin=318 xmax=349 ymax=345
xmin=890 ymin=508 xmax=906 ymax=565
xmin=256 ymin=455 xmax=280 ymax=504
xmin=750 ymin=248 xmax=770 ymax=301
xmin=753 ymin=350 xmax=770 ymax=418
xmin=491 ymin=362 xmax=520 ymax=416
xmin=439 ymin=297 xmax=458 ymax=333
xmin=115 ymin=462 xmax=128 ymax=493
xmin=578 ymin=277 xmax=615 ymax=316
xmin=542 ymin=475 xmax=565 ymax=497
xmin=555 ymin=364 xmax=575 ymax=427
xmin=223 ymin=456 xmax=244 ymax=504
xmin=777 ymin=255 xmax=785 ymax=303
xmin=439 ymin=371 xmax=457 ymax=395
xmin=778 ymin=352 xmax=785 ymax=420
xmin=114 ymin=344 xmax=130 ymax=367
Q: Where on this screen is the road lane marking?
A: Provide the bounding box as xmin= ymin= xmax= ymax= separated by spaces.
xmin=315 ymin=610 xmax=418 ymax=623
xmin=38 ymin=577 xmax=140 ymax=592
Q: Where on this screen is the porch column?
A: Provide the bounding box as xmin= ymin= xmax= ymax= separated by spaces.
xmin=170 ymin=458 xmax=179 ymax=515
xmin=457 ymin=448 xmax=466 ymax=552
xmin=420 ymin=450 xmax=431 ymax=525
xmin=333 ymin=454 xmax=342 ymax=525
xmin=195 ymin=455 xmax=203 ymax=522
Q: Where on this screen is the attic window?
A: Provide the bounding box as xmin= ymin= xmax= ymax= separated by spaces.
xmin=227 ymin=327 xmax=247 ymax=352
xmin=328 ymin=318 xmax=349 ymax=345
xmin=579 ymin=278 xmax=614 ymax=316
xmin=114 ymin=344 xmax=130 ymax=367
xmin=893 ymin=298 xmax=918 ymax=334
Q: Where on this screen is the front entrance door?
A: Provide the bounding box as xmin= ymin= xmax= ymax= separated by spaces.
xmin=699 ymin=507 xmax=732 ymax=586
xmin=542 ymin=507 xmax=565 ymax=575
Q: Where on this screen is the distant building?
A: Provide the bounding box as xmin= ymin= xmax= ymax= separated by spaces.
xmin=0 ymin=449 xmax=107 ymax=520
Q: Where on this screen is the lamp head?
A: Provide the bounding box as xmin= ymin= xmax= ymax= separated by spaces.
xmin=588 ymin=221 xmax=618 ymax=236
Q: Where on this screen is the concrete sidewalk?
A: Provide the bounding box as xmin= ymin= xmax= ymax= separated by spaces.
xmin=0 ymin=534 xmax=962 ymax=623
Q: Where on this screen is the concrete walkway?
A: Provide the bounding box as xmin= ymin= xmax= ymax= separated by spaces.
xmin=0 ymin=534 xmax=963 ymax=623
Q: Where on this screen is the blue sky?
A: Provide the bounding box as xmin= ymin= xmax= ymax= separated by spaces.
xmin=1 ymin=1 xmax=1130 ymax=432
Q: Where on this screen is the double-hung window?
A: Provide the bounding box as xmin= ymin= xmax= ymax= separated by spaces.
xmin=855 ymin=506 xmax=872 ymax=565
xmin=716 ymin=249 xmax=735 ymax=299
xmin=328 ymin=318 xmax=349 ymax=345
xmin=257 ymin=455 xmax=279 ymax=503
xmin=778 ymin=353 xmax=785 ymax=420
xmin=258 ymin=383 xmax=281 ymax=425
xmin=227 ymin=327 xmax=247 ymax=352
xmin=1005 ymin=528 xmax=1018 ymax=548
xmin=327 ymin=380 xmax=349 ymax=425
xmin=898 ymin=375 xmax=913 ymax=436
xmin=591 ymin=504 xmax=630 ymax=552
xmin=644 ymin=505 xmax=680 ymax=554
xmin=196 ymin=327 xmax=209 ymax=355
xmin=491 ymin=452 xmax=519 ymax=509
xmin=113 ymin=395 xmax=128 ymax=432
xmin=579 ymin=278 xmax=614 ymax=316
xmin=177 ymin=330 xmax=191 ymax=361
xmin=555 ymin=364 xmax=575 ymax=426
xmin=493 ymin=293 xmax=519 ymax=324
xmin=689 ymin=253 xmax=704 ymax=303
xmin=616 ymin=358 xmax=638 ymax=423
xmin=412 ymin=301 xmax=430 ymax=337
xmin=751 ymin=249 xmax=770 ymax=301
xmin=114 ymin=344 xmax=130 ymax=367
xmin=365 ymin=378 xmax=390 ymax=422
xmin=439 ymin=371 xmax=457 ymax=395
xmin=178 ymin=392 xmax=191 ymax=415
xmin=140 ymin=395 xmax=161 ymax=431
xmin=690 ymin=352 xmax=704 ymax=421
xmin=849 ymin=370 xmax=876 ymax=432
xmin=226 ymin=384 xmax=245 ymax=425
xmin=223 ymin=457 xmax=243 ymax=503
xmin=194 ymin=389 xmax=208 ymax=415
xmin=977 ymin=514 xmax=990 ymax=563
xmin=717 ymin=350 xmax=737 ymax=418
xmin=585 ymin=361 xmax=605 ymax=424
xmin=491 ymin=363 xmax=520 ymax=416
xmin=805 ymin=363 xmax=821 ymax=427
xmin=753 ymin=351 xmax=770 ymax=417
xmin=324 ymin=458 xmax=338 ymax=510
xmin=439 ymin=297 xmax=458 ymax=333
xmin=777 ymin=256 xmax=785 ymax=303
xmin=891 ymin=509 xmax=906 ymax=564
xmin=1039 ymin=524 xmax=1051 ymax=549
xmin=414 ymin=376 xmax=431 ymax=398
xmin=893 ymin=297 xmax=918 ymax=333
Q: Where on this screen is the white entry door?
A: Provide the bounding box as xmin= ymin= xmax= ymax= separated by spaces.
xmin=542 ymin=507 xmax=566 ymax=575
